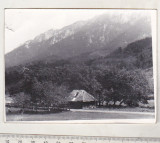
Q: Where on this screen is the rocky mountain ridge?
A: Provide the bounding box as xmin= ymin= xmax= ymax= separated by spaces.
xmin=5 ymin=12 xmax=151 ymax=68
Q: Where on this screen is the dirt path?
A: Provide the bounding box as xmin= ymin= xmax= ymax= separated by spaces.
xmin=70 ymin=109 xmax=155 ymax=115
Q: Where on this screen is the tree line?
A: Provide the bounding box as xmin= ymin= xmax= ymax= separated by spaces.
xmin=5 ymin=62 xmax=152 ymax=108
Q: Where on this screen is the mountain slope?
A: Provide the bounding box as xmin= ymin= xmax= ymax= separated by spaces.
xmin=5 ymin=38 xmax=154 ymax=97
xmin=88 ymin=37 xmax=152 ymax=70
xmin=5 ymin=12 xmax=151 ymax=68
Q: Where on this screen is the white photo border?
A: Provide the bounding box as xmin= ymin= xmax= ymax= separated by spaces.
xmin=0 ymin=0 xmax=159 ymax=138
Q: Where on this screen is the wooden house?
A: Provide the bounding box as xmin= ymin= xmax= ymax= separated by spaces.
xmin=68 ymin=90 xmax=97 ymax=109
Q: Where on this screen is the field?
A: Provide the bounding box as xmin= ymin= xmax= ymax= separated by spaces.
xmin=6 ymin=108 xmax=155 ymax=121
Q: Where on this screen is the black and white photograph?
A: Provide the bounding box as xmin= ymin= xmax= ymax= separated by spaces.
xmin=5 ymin=9 xmax=156 ymax=122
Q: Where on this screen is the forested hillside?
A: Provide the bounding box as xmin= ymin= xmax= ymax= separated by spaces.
xmin=90 ymin=37 xmax=152 ymax=69
xmin=5 ymin=37 xmax=154 ymax=108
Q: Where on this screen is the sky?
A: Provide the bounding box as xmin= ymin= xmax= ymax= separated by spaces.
xmin=5 ymin=9 xmax=153 ymax=54
xmin=5 ymin=9 xmax=108 ymax=54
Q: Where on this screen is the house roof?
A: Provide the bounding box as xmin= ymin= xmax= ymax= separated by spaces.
xmin=68 ymin=90 xmax=97 ymax=102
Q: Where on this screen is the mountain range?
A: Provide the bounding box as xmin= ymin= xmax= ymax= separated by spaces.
xmin=5 ymin=12 xmax=151 ymax=68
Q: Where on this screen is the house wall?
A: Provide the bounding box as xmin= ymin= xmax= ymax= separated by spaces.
xmin=69 ymin=101 xmax=96 ymax=109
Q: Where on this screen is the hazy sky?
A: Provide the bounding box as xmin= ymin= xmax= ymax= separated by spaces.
xmin=5 ymin=9 xmax=108 ymax=54
xmin=5 ymin=9 xmax=152 ymax=54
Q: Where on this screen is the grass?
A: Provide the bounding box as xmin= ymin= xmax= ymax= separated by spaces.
xmin=6 ymin=109 xmax=155 ymax=121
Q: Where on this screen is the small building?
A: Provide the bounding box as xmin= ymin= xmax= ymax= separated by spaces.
xmin=68 ymin=90 xmax=97 ymax=109
xmin=5 ymin=95 xmax=15 ymax=114
xmin=5 ymin=95 xmax=14 ymax=107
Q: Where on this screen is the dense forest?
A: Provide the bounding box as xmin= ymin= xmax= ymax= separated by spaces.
xmin=5 ymin=37 xmax=154 ymax=108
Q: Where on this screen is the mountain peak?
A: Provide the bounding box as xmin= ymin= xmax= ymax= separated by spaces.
xmin=33 ymin=29 xmax=55 ymax=43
